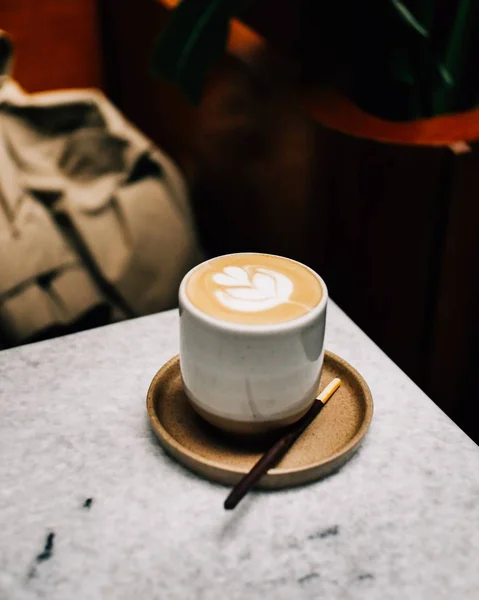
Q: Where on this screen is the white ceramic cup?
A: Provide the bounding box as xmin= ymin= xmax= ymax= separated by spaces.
xmin=179 ymin=255 xmax=328 ymax=434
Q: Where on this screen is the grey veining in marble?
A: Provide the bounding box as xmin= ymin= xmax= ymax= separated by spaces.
xmin=1 ymin=303 xmax=479 ymax=600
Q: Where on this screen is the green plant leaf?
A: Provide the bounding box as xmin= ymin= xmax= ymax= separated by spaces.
xmin=388 ymin=0 xmax=428 ymax=38
xmin=444 ymin=0 xmax=477 ymax=81
xmin=151 ymin=0 xmax=479 ymax=119
xmin=152 ymin=0 xmax=251 ymax=103
xmin=387 ymin=0 xmax=452 ymax=90
xmin=433 ymin=0 xmax=479 ymax=113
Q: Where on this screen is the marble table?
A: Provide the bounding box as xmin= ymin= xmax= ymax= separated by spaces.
xmin=1 ymin=303 xmax=479 ymax=600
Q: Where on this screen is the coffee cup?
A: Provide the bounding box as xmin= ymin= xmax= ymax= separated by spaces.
xmin=179 ymin=253 xmax=328 ymax=434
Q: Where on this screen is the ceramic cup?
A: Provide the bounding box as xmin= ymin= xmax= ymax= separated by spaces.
xmin=179 ymin=254 xmax=328 ymax=434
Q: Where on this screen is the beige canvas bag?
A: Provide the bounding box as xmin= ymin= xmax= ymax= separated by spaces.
xmin=0 ymin=34 xmax=201 ymax=347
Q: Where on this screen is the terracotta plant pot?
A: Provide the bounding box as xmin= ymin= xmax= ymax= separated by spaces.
xmin=303 ymin=90 xmax=479 ymax=442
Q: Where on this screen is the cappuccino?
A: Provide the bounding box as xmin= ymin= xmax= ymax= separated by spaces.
xmin=185 ymin=253 xmax=322 ymax=326
xmin=180 ymin=253 xmax=328 ymax=433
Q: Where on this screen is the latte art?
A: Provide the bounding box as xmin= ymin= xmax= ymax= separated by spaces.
xmin=185 ymin=253 xmax=323 ymax=326
xmin=212 ymin=266 xmax=293 ymax=312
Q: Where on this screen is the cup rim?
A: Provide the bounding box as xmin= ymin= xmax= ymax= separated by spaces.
xmin=179 ymin=252 xmax=328 ymax=335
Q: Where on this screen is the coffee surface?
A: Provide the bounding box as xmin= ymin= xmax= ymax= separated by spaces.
xmin=185 ymin=254 xmax=322 ymax=325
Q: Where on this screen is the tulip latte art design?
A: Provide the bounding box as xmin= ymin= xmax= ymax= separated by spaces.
xmin=185 ymin=253 xmax=323 ymax=325
xmin=212 ymin=266 xmax=294 ymax=312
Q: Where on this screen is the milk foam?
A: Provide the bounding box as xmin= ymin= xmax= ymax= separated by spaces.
xmin=212 ymin=266 xmax=293 ymax=313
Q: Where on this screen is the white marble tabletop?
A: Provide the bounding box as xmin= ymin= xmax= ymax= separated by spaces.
xmin=1 ymin=303 xmax=478 ymax=600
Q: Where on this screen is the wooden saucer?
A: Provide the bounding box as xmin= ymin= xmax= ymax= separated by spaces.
xmin=147 ymin=352 xmax=373 ymax=489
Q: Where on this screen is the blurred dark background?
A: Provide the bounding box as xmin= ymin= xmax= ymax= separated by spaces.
xmin=1 ymin=0 xmax=478 ymax=443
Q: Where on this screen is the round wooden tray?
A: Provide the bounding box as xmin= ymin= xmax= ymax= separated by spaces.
xmin=147 ymin=351 xmax=373 ymax=489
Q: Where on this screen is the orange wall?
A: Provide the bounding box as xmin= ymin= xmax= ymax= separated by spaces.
xmin=0 ymin=0 xmax=102 ymax=91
